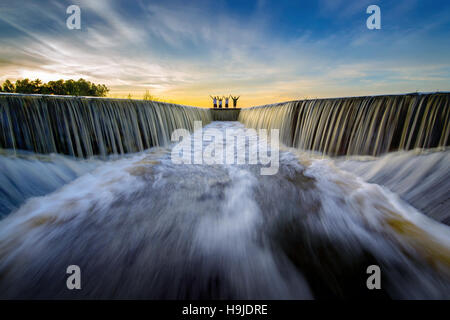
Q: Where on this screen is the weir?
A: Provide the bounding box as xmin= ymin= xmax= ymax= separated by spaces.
xmin=0 ymin=93 xmax=212 ymax=158
xmin=1 ymin=92 xmax=448 ymax=158
xmin=240 ymin=93 xmax=449 ymax=156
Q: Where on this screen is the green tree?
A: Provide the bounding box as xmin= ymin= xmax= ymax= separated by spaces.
xmin=14 ymin=78 xmax=44 ymax=94
xmin=45 ymin=80 xmax=66 ymax=95
xmin=93 ymin=83 xmax=109 ymax=97
xmin=1 ymin=78 xmax=109 ymax=97
xmin=75 ymin=79 xmax=89 ymax=95
xmin=63 ymin=79 xmax=77 ymax=95
xmin=15 ymin=78 xmax=39 ymax=94
xmin=2 ymin=79 xmax=15 ymax=92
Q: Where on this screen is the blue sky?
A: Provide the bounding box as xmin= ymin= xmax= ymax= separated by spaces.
xmin=0 ymin=0 xmax=449 ymax=106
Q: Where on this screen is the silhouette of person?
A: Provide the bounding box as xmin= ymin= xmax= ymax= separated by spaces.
xmin=224 ymin=96 xmax=229 ymax=108
xmin=218 ymin=97 xmax=223 ymax=109
xmin=210 ymin=95 xmax=217 ymax=108
xmin=230 ymin=95 xmax=240 ymax=108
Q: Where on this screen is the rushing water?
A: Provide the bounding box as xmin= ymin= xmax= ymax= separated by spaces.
xmin=239 ymin=93 xmax=449 ymax=156
xmin=0 ymin=94 xmax=212 ymax=157
xmin=0 ymin=150 xmax=101 ymax=217
xmin=337 ymin=149 xmax=450 ymax=224
xmin=2 ymin=93 xmax=449 ymax=158
xmin=0 ymin=121 xmax=449 ymax=299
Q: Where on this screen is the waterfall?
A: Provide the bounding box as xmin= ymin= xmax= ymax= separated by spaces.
xmin=0 ymin=121 xmax=449 ymax=299
xmin=239 ymin=93 xmax=450 ymax=156
xmin=337 ymin=149 xmax=450 ymax=223
xmin=0 ymin=94 xmax=212 ymax=158
xmin=3 ymin=92 xmax=448 ymax=158
xmin=0 ymin=150 xmax=100 ymax=217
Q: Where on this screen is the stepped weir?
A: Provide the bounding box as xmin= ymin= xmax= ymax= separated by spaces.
xmin=239 ymin=93 xmax=449 ymax=156
xmin=1 ymin=93 xmax=448 ymax=158
xmin=0 ymin=94 xmax=212 ymax=158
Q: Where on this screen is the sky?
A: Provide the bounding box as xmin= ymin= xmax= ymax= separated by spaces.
xmin=0 ymin=0 xmax=449 ymax=107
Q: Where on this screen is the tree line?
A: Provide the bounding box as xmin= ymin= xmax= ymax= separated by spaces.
xmin=0 ymin=78 xmax=109 ymax=97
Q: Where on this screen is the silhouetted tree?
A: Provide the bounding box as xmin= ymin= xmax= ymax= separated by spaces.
xmin=15 ymin=78 xmax=43 ymax=94
xmin=1 ymin=80 xmax=15 ymax=92
xmin=0 ymin=78 xmax=109 ymax=97
xmin=44 ymin=80 xmax=66 ymax=95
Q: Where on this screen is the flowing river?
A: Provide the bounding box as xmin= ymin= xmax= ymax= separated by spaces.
xmin=0 ymin=121 xmax=449 ymax=299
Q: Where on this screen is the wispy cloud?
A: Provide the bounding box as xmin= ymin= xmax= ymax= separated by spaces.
xmin=0 ymin=0 xmax=449 ymax=106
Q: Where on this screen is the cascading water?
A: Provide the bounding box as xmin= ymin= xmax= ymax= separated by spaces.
xmin=239 ymin=93 xmax=449 ymax=156
xmin=0 ymin=94 xmax=212 ymax=158
xmin=337 ymin=149 xmax=450 ymax=224
xmin=0 ymin=93 xmax=448 ymax=299
xmin=0 ymin=150 xmax=101 ymax=218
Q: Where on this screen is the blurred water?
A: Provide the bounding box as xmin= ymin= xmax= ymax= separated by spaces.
xmin=0 ymin=122 xmax=449 ymax=299
xmin=337 ymin=149 xmax=450 ymax=224
xmin=0 ymin=94 xmax=212 ymax=157
xmin=0 ymin=150 xmax=101 ymax=217
xmin=239 ymin=93 xmax=449 ymax=156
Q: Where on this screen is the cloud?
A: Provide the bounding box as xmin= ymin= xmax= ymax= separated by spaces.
xmin=0 ymin=0 xmax=449 ymax=107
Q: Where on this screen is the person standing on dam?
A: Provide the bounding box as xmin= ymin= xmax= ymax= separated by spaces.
xmin=224 ymin=96 xmax=229 ymax=108
xmin=231 ymin=95 xmax=240 ymax=108
xmin=218 ymin=97 xmax=223 ymax=108
xmin=210 ymin=95 xmax=217 ymax=108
